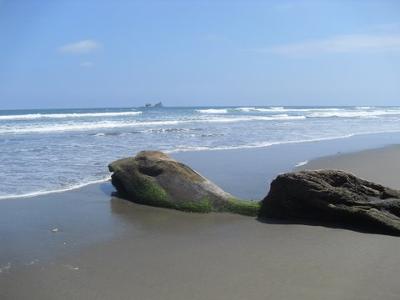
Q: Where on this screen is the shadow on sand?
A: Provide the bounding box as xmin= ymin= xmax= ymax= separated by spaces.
xmin=109 ymin=187 xmax=400 ymax=237
xmin=257 ymin=216 xmax=400 ymax=237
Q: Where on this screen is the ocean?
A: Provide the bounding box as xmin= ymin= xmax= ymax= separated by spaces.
xmin=1 ymin=106 xmax=400 ymax=199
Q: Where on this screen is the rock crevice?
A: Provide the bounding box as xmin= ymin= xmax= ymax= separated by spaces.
xmin=259 ymin=170 xmax=400 ymax=235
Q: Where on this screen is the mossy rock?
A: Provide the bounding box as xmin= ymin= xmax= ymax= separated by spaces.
xmin=222 ymin=198 xmax=260 ymax=216
xmin=108 ymin=151 xmax=259 ymax=216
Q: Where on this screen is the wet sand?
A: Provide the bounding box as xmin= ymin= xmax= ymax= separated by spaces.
xmin=1 ymin=142 xmax=400 ymax=299
xmin=297 ymin=144 xmax=400 ymax=189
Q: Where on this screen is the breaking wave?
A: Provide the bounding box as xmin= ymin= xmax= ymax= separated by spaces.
xmin=308 ymin=110 xmax=400 ymax=118
xmin=0 ymin=115 xmax=306 ymax=134
xmin=2 ymin=106 xmax=400 ymax=199
xmin=0 ymin=111 xmax=142 ymax=121
xmin=196 ymin=109 xmax=228 ymax=114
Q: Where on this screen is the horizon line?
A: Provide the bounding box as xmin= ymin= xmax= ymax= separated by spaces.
xmin=0 ymin=104 xmax=399 ymax=111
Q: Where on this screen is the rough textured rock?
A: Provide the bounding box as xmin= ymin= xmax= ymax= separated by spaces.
xmin=109 ymin=151 xmax=259 ymax=215
xmin=259 ymin=170 xmax=400 ymax=235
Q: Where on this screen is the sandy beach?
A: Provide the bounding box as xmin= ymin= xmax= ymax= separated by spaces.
xmin=1 ymin=140 xmax=400 ymax=300
xmin=2 ymin=1 xmax=399 ymax=298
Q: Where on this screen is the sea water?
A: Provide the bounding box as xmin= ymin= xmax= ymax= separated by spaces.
xmin=1 ymin=106 xmax=400 ymax=198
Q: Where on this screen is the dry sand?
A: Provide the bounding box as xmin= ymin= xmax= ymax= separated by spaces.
xmin=1 ymin=145 xmax=400 ymax=300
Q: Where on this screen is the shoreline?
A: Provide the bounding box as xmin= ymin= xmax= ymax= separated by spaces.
xmin=2 ymin=130 xmax=400 ymax=201
xmin=1 ymin=139 xmax=400 ymax=299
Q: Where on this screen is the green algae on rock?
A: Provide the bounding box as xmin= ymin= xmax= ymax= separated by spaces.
xmin=108 ymin=151 xmax=259 ymax=216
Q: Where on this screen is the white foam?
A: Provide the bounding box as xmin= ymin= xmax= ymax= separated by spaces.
xmin=196 ymin=109 xmax=228 ymax=114
xmin=0 ymin=176 xmax=111 ymax=200
xmin=26 ymin=259 xmax=39 ymax=266
xmin=3 ymin=129 xmax=400 ymax=200
xmin=0 ymin=111 xmax=142 ymax=121
xmin=0 ymin=262 xmax=11 ymax=273
xmin=202 ymin=115 xmax=305 ymax=123
xmin=64 ymin=264 xmax=80 ymax=271
xmin=0 ymin=120 xmax=182 ymax=134
xmin=234 ymin=107 xmax=256 ymax=112
xmin=167 ymin=134 xmax=357 ymax=153
xmin=234 ymin=107 xmax=284 ymax=112
xmin=295 ymin=160 xmax=309 ymax=167
xmin=356 ymin=106 xmax=373 ymax=110
xmin=234 ymin=107 xmax=345 ymax=113
xmin=308 ymin=109 xmax=400 ymax=118
xmin=168 ymin=129 xmax=400 ymax=153
xmin=289 ymin=108 xmax=343 ymax=112
xmin=0 ymin=115 xmax=306 ymax=134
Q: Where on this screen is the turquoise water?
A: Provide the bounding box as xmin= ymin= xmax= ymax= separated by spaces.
xmin=1 ymin=106 xmax=400 ymax=198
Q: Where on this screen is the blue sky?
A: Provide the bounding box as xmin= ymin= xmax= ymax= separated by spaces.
xmin=0 ymin=0 xmax=400 ymax=109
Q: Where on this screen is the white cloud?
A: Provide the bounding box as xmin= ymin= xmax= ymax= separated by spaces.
xmin=259 ymin=34 xmax=400 ymax=56
xmin=59 ymin=39 xmax=101 ymax=54
xmin=80 ymin=61 xmax=94 ymax=68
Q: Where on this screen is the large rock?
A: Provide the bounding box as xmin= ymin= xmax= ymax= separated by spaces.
xmin=259 ymin=170 xmax=400 ymax=235
xmin=108 ymin=151 xmax=259 ymax=216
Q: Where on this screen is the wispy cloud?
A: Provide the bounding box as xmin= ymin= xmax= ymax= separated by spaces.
xmin=257 ymin=34 xmax=400 ymax=56
xmin=59 ymin=39 xmax=101 ymax=54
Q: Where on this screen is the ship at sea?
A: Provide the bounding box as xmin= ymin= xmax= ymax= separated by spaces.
xmin=144 ymin=102 xmax=163 ymax=108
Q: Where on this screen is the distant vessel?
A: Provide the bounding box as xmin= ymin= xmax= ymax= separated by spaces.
xmin=143 ymin=102 xmax=163 ymax=108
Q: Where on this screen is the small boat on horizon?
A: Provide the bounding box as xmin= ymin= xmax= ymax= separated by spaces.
xmin=143 ymin=102 xmax=163 ymax=108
